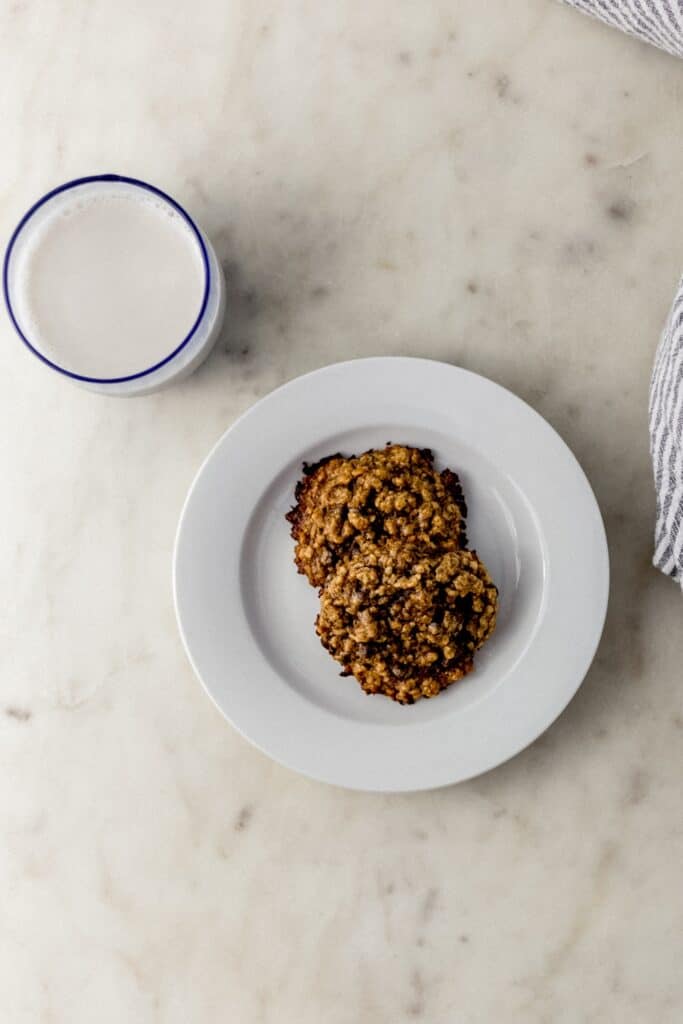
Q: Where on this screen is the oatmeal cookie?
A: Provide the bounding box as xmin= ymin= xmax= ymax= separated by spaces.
xmin=286 ymin=445 xmax=467 ymax=588
xmin=316 ymin=540 xmax=498 ymax=704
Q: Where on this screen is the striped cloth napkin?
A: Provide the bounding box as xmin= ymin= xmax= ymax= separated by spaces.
xmin=563 ymin=0 xmax=683 ymax=586
xmin=566 ymin=0 xmax=683 ymax=58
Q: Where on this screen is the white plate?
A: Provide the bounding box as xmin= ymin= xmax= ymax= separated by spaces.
xmin=173 ymin=358 xmax=608 ymax=791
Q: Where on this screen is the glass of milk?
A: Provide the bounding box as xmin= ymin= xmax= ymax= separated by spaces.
xmin=3 ymin=174 xmax=226 ymax=395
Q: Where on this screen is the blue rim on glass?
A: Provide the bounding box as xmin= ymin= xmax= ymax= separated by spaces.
xmin=2 ymin=173 xmax=211 ymax=385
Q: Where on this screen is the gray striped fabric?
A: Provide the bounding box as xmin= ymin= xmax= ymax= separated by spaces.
xmin=563 ymin=0 xmax=683 ymax=585
xmin=564 ymin=0 xmax=683 ymax=58
xmin=650 ymin=282 xmax=683 ymax=583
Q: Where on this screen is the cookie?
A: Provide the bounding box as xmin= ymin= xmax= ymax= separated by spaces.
xmin=316 ymin=540 xmax=498 ymax=704
xmin=286 ymin=445 xmax=467 ymax=588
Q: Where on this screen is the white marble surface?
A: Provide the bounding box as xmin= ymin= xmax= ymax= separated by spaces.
xmin=2 ymin=2 xmax=683 ymax=1021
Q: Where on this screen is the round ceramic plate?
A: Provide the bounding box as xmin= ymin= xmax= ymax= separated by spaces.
xmin=173 ymin=357 xmax=609 ymax=791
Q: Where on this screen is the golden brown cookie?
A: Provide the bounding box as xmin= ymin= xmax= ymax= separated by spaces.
xmin=316 ymin=540 xmax=497 ymax=704
xmin=286 ymin=445 xmax=467 ymax=588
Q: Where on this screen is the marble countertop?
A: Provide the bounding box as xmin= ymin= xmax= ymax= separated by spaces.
xmin=2 ymin=2 xmax=683 ymax=1021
